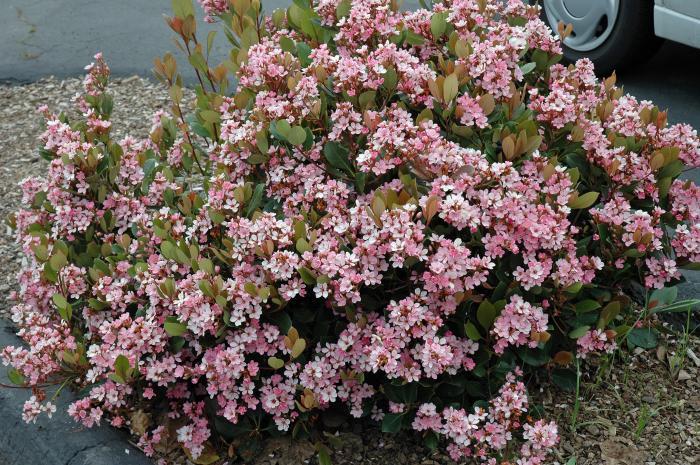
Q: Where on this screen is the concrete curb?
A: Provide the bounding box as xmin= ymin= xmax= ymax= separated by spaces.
xmin=0 ymin=319 xmax=152 ymax=465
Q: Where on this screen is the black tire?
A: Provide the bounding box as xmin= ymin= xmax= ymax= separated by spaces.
xmin=541 ymin=0 xmax=663 ymax=76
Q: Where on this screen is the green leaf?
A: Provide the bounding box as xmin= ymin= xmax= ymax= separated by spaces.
xmin=246 ymin=183 xmax=265 ymax=217
xmin=32 ymin=244 xmax=49 ymax=262
xmin=552 ymin=368 xmax=577 ymax=392
xmin=287 ymin=126 xmax=307 ymax=146
xmin=597 ymin=223 xmax=609 ymax=243
xmin=405 ymin=30 xmax=425 ymax=46
xmin=568 ymin=191 xmax=599 ymax=209
xmin=209 ymin=209 xmax=226 ymax=224
xmin=317 ymin=447 xmax=332 ymax=465
xmin=649 ymin=286 xmax=677 ymax=309
xmin=568 ymin=167 xmax=580 ymax=185
xmin=275 ymin=119 xmax=292 ymax=140
xmin=198 ymin=280 xmax=215 ymax=298
xmin=255 ymin=130 xmax=269 ymax=154
xmin=575 ymin=299 xmax=601 ymax=313
xmin=464 ymin=321 xmax=482 ymax=341
xmin=658 ymin=160 xmax=683 ymax=179
xmin=52 ymin=293 xmax=68 ymax=310
xmin=477 ymin=300 xmax=498 ymax=329
xmin=114 ymin=354 xmax=130 ymax=382
xmin=268 ymin=357 xmax=285 ymax=369
xmin=383 ymin=382 xmax=418 ymax=404
xmin=335 ymin=0 xmax=351 ymax=18
xmin=324 ymin=142 xmax=353 ymax=173
xmin=52 ymin=293 xmax=72 ymax=321
xmin=7 ymin=367 xmax=25 ymax=386
xmin=651 ymin=299 xmax=700 ymax=314
xmin=296 ymin=238 xmax=312 ymax=254
xmin=381 ymin=412 xmax=405 ymax=433
xmin=279 ymin=36 xmax=296 ymax=53
xmin=430 ymin=12 xmax=447 ymax=38
xmin=382 ymin=67 xmax=398 ymax=90
xmin=354 ymin=172 xmax=366 ymax=193
xmin=164 ymin=317 xmax=187 ymax=337
xmin=358 ymin=91 xmax=376 ymax=110
xmin=565 ymin=282 xmax=583 ymax=294
xmin=206 ymin=30 xmax=217 ymax=56
xmin=287 ymin=2 xmax=305 ymax=28
xmin=520 ymin=62 xmax=536 ymax=75
xmin=244 ymin=282 xmax=258 ymax=296
xmin=267 ymin=311 xmax=293 ymax=333
xmin=291 ymin=338 xmax=307 ymax=358
xmin=189 ymin=53 xmax=210 ymax=76
xmin=298 ymin=266 xmax=317 ymax=285
xmin=532 ymin=49 xmax=549 ymax=69
xmin=49 ymin=252 xmax=67 ymax=271
xmin=443 ymin=73 xmax=459 ymax=102
xmin=142 ymin=158 xmax=158 ymax=178
xmin=627 ymin=328 xmax=658 ymax=349
xmin=598 ymin=301 xmax=620 ymax=328
xmin=296 ymin=42 xmax=313 ymax=67
xmin=416 ymin=108 xmax=433 ymax=125
xmin=424 ymin=431 xmax=438 ymax=451
xmin=658 ymin=176 xmax=673 ymax=199
xmin=172 ymin=0 xmax=194 ymax=18
xmin=293 ymin=220 xmax=307 ymax=241
xmin=43 ymin=262 xmax=58 ymax=283
xmin=161 ymin=241 xmax=177 ymax=260
xmin=568 ymin=325 xmax=590 ymax=339
xmin=198 ymin=110 xmax=220 ymax=126
xmin=519 ymin=348 xmax=549 ymax=367
xmin=198 ymin=258 xmax=214 ymax=274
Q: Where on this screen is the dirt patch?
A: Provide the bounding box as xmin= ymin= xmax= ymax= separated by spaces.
xmin=542 ymin=332 xmax=700 ymax=465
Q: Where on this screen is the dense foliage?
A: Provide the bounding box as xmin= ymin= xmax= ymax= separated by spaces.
xmin=4 ymin=0 xmax=700 ymax=463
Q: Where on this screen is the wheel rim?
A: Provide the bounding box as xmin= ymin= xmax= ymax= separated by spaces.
xmin=543 ymin=0 xmax=620 ymax=52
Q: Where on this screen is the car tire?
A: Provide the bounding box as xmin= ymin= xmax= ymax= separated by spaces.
xmin=541 ymin=0 xmax=663 ymax=75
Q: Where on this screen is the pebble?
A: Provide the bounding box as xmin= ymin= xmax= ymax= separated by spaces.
xmin=586 ymin=425 xmax=601 ymax=435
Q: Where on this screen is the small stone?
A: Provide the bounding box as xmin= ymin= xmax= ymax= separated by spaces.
xmin=687 ymin=348 xmax=700 ymax=367
xmin=586 ymin=424 xmax=600 ymax=435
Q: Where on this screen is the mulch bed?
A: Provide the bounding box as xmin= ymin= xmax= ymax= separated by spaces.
xmin=1 ymin=77 xmax=698 ymax=465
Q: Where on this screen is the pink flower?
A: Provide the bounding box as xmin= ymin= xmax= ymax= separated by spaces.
xmin=577 ymin=329 xmax=617 ymax=358
xmin=492 ymin=296 xmax=548 ymax=354
xmin=457 ymin=94 xmax=489 ymax=128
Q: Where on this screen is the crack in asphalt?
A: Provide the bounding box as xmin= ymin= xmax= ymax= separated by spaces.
xmin=64 ymin=440 xmax=109 ymax=465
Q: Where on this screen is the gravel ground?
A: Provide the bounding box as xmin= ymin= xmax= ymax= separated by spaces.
xmin=0 ymin=78 xmax=698 ymax=465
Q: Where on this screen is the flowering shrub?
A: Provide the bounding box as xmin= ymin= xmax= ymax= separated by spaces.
xmin=4 ymin=0 xmax=700 ymax=463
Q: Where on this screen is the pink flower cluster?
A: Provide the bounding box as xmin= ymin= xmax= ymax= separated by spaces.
xmin=577 ymin=329 xmax=617 ymax=358
xmin=3 ymin=0 xmax=700 ymax=463
xmin=492 ymin=296 xmax=548 ymax=354
xmin=413 ymin=370 xmax=558 ymax=463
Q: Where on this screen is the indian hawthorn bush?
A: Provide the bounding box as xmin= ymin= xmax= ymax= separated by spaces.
xmin=4 ymin=0 xmax=700 ymax=463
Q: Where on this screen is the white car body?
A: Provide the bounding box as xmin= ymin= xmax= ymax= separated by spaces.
xmin=655 ymin=1 xmax=700 ymax=48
